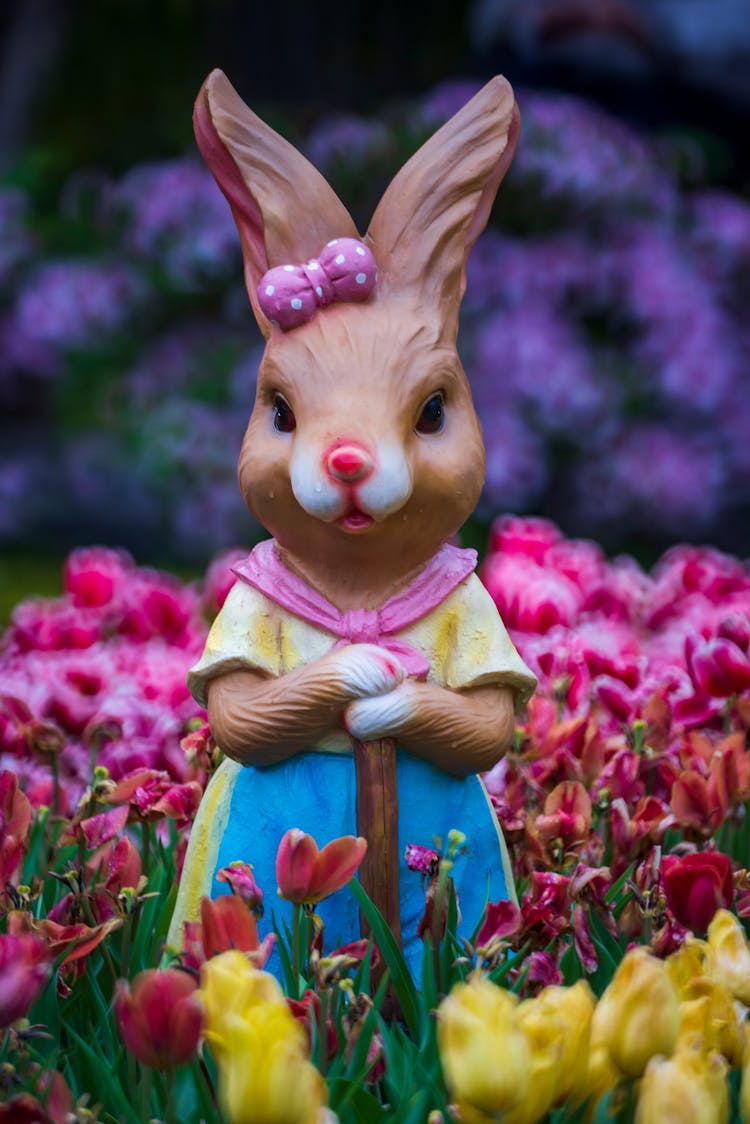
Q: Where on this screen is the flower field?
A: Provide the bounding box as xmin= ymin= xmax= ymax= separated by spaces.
xmin=2 ymin=516 xmax=750 ymax=1122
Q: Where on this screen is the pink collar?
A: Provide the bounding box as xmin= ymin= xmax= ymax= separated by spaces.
xmin=232 ymin=540 xmax=477 ymax=679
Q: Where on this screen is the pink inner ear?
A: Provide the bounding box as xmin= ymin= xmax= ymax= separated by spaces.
xmin=193 ymin=92 xmax=269 ymax=288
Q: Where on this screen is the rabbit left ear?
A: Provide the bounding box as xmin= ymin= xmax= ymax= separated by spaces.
xmin=366 ymin=77 xmax=520 ymax=337
xmin=194 ymin=70 xmax=359 ymax=336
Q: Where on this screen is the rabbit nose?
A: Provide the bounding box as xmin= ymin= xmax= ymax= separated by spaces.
xmin=326 ymin=443 xmax=373 ymax=483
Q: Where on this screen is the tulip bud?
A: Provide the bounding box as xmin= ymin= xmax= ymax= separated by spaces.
xmin=594 ymin=947 xmax=680 ymax=1078
xmin=437 ymin=974 xmax=530 ymax=1119
xmin=635 ymin=1046 xmax=729 ymax=1124
xmin=707 ymin=910 xmax=750 ymax=1005
xmin=114 ymin=969 xmax=202 ymax=1068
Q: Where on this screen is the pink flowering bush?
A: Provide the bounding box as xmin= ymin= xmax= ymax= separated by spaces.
xmin=1 ymin=523 xmax=750 ymax=1120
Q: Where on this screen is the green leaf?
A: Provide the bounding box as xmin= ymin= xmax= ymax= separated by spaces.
xmin=349 ymin=879 xmax=420 ymax=1039
xmin=62 ymin=1023 xmax=140 ymax=1122
xmin=328 ymin=1078 xmax=389 ymax=1123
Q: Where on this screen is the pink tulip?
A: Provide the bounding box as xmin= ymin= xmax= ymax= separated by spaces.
xmin=114 ymin=969 xmax=202 ymax=1068
xmin=0 ymin=932 xmax=51 ymax=1028
xmin=276 ymin=829 xmax=367 ymax=905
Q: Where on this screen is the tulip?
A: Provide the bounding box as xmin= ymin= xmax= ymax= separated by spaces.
xmin=199 ymin=894 xmax=275 ymax=965
xmin=740 ymin=1038 xmax=750 ymax=1123
xmin=216 ymin=861 xmax=264 ymax=915
xmin=114 ymin=969 xmax=202 ymax=1068
xmin=275 ymin=829 xmax=367 ymax=905
xmin=200 ymin=951 xmax=325 ymax=1124
xmin=666 ymin=938 xmax=712 ymax=1003
xmin=437 ymin=974 xmax=530 ymax=1119
xmin=504 ymin=982 xmax=594 ymax=1124
xmin=662 ymin=851 xmax=734 ymax=934
xmin=707 ymin=909 xmax=750 ymax=1005
xmin=676 ymin=980 xmax=744 ymax=1067
xmin=0 ymin=932 xmax=51 ymax=1028
xmin=593 ymin=947 xmax=680 ymax=1078
xmin=635 ymin=1046 xmax=729 ymax=1124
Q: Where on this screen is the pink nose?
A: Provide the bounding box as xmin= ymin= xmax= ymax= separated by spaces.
xmin=326 ymin=443 xmax=373 ymax=483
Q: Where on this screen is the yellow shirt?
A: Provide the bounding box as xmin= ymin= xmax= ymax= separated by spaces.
xmin=188 ymin=573 xmax=536 ymax=752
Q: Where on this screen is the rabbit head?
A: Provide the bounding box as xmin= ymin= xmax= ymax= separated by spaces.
xmin=194 ymin=72 xmax=519 ymax=598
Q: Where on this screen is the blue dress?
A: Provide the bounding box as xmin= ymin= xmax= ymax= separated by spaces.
xmin=168 ymin=546 xmax=535 ymax=979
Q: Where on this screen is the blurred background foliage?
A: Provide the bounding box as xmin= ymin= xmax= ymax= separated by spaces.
xmin=1 ymin=0 xmax=750 ymax=609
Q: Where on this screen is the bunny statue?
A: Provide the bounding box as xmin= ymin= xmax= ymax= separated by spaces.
xmin=168 ymin=70 xmax=537 ymax=974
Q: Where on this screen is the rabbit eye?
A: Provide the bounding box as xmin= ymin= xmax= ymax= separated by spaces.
xmin=273 ymin=395 xmax=296 ymax=433
xmin=416 ymin=393 xmax=445 ymax=435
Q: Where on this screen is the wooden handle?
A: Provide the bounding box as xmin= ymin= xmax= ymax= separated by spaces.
xmin=353 ymin=736 xmax=402 ymax=951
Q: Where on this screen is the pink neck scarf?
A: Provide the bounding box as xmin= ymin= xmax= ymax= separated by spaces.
xmin=232 ymin=540 xmax=477 ymax=680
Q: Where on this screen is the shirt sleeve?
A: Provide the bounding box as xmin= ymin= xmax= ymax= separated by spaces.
xmin=187 ymin=581 xmax=282 ymax=707
xmin=441 ymin=575 xmax=537 ymax=709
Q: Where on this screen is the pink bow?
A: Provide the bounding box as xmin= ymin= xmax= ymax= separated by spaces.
xmin=257 ymin=238 xmax=377 ymax=331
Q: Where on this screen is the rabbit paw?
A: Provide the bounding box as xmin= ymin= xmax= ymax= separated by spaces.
xmin=330 ymin=644 xmax=406 ymax=699
xmin=344 ymin=682 xmax=415 ymax=740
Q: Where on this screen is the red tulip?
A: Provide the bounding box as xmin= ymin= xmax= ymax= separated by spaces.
xmin=199 ymin=894 xmax=274 ymax=965
xmin=114 ymin=969 xmax=202 ymax=1068
xmin=0 ymin=932 xmax=51 ymax=1028
xmin=275 ymin=829 xmax=367 ymax=905
xmin=661 ymin=851 xmax=734 ymax=934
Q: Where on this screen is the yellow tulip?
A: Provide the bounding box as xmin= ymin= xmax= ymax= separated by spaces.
xmin=200 ymin=951 xmax=325 ymax=1124
xmin=437 ymin=974 xmax=530 ymax=1119
xmin=740 ymin=1037 xmax=750 ymax=1123
xmin=666 ymin=938 xmax=711 ymax=998
xmin=707 ymin=910 xmax=750 ymax=1005
xmin=635 ymin=1046 xmax=729 ymax=1124
xmin=200 ymin=948 xmax=284 ymax=1053
xmin=505 ymin=980 xmax=595 ymax=1123
xmin=210 ymin=1003 xmax=325 ymax=1124
xmin=677 ymin=978 xmax=744 ymax=1067
xmin=593 ymin=947 xmax=680 ymax=1078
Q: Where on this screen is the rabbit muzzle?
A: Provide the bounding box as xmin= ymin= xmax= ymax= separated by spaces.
xmin=290 ymin=437 xmax=412 ymax=527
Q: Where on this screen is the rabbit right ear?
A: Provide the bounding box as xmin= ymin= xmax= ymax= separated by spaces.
xmin=194 ymin=70 xmax=359 ymax=337
xmin=366 ymin=77 xmax=519 ymax=339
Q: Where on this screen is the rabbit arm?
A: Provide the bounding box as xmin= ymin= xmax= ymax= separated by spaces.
xmin=206 ymin=644 xmax=406 ymax=766
xmin=344 ymin=681 xmax=516 ymax=777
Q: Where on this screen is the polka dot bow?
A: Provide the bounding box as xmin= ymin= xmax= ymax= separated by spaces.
xmin=257 ymin=238 xmax=377 ymax=331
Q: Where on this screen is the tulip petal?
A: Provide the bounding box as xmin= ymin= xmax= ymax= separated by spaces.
xmin=275 ymin=829 xmax=319 ymax=903
xmin=308 ymin=835 xmax=367 ymax=903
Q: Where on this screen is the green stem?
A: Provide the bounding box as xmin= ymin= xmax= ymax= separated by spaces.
xmin=140 ymin=1066 xmax=153 ymax=1123
xmin=198 ymin=1055 xmax=218 ymax=1107
xmin=165 ymin=1067 xmax=176 ymax=1123
xmin=120 ymin=913 xmax=133 ymax=981
xmin=292 ymin=903 xmax=302 ymax=1000
xmin=131 ymin=822 xmax=152 ymax=947
xmin=79 ymin=893 xmax=118 ymax=989
xmin=317 ymin=988 xmax=329 ymax=1076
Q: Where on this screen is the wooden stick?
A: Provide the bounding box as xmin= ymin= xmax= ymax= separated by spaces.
xmin=353 ymin=735 xmax=402 ymax=953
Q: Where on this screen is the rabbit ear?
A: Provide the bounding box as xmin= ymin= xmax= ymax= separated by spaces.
xmin=194 ymin=70 xmax=359 ymax=337
xmin=366 ymin=77 xmax=519 ymax=335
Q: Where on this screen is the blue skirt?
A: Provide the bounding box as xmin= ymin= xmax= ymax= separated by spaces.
xmin=183 ymin=748 xmax=515 ymax=979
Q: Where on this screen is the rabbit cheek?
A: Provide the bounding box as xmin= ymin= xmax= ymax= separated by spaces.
xmin=289 ymin=440 xmax=347 ymax=521
xmin=354 ymin=443 xmax=412 ymax=520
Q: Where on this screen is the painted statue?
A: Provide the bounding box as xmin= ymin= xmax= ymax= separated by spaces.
xmin=169 ymin=69 xmax=536 ymax=974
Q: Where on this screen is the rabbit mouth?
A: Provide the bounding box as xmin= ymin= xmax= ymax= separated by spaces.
xmin=337 ymin=508 xmax=375 ymax=532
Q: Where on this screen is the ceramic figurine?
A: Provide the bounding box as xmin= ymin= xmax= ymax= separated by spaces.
xmin=168 ymin=69 xmax=537 ymax=974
